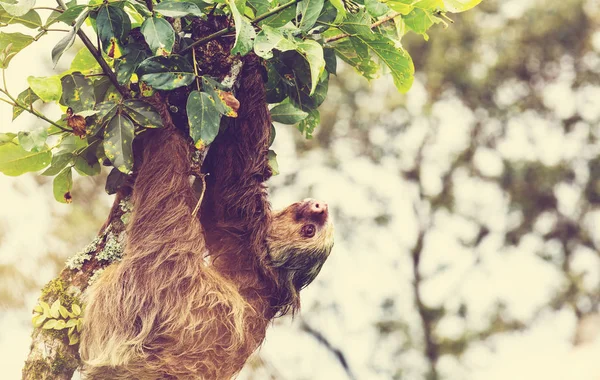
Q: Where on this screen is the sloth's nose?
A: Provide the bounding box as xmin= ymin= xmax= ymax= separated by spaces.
xmin=304 ymin=198 xmax=328 ymax=214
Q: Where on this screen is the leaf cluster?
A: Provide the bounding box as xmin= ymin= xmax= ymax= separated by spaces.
xmin=32 ymin=299 xmax=83 ymax=346
xmin=0 ymin=0 xmax=482 ymax=202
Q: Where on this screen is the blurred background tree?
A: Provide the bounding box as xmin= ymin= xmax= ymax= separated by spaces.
xmin=2 ymin=0 xmax=600 ymax=379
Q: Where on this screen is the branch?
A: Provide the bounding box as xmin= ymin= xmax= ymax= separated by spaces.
xmin=300 ymin=320 xmax=357 ymax=380
xmin=55 ymin=0 xmax=130 ymax=99
xmin=179 ymin=0 xmax=301 ymax=55
xmin=324 ymin=12 xmax=402 ymax=43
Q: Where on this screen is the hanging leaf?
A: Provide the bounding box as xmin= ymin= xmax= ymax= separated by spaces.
xmin=186 ymin=91 xmax=221 ymax=149
xmin=0 ymin=8 xmax=41 ymax=28
xmin=54 ymin=4 xmax=87 ymax=25
xmin=140 ymin=16 xmax=175 ymax=56
xmin=297 ymin=108 xmax=319 ymax=138
xmin=70 ymin=47 xmax=100 ymax=73
xmin=297 ymin=0 xmax=324 ymax=32
xmin=51 ymin=9 xmax=89 ymax=67
xmin=403 ymin=8 xmax=436 ymax=37
xmin=104 ymin=113 xmax=135 ymax=174
xmin=229 ymin=0 xmax=256 ymax=56
xmin=0 ymin=0 xmax=34 ymax=17
xmin=258 ymin=2 xmax=295 ymax=28
xmin=288 ymin=71 xmax=329 ymax=111
xmin=53 ymin=167 xmax=73 ymax=204
xmin=360 ymin=34 xmax=414 ymax=92
xmin=386 ymin=0 xmax=414 ymax=14
xmin=12 ymin=87 xmax=39 ymax=120
xmin=0 ymin=32 xmax=33 ymax=68
xmin=137 ymin=55 xmax=195 ymax=90
xmin=267 ymin=149 xmax=279 ymax=175
xmin=90 ymin=100 xmax=118 ymax=136
xmin=17 ymin=128 xmax=47 ymax=152
xmin=295 ymin=39 xmax=325 ymax=95
xmin=122 ymin=99 xmax=163 ymax=128
xmin=42 ymin=152 xmax=73 ymax=176
xmin=27 ymin=75 xmax=62 ymax=102
xmin=74 ymin=155 xmax=101 ymax=176
xmin=270 ymin=102 xmax=309 ymax=124
xmin=105 ymin=167 xmax=129 ymax=195
xmin=201 ymin=77 xmax=240 ymax=117
xmin=60 ymin=72 xmax=96 ymax=113
xmin=323 ymin=47 xmax=337 ymax=75
xmin=115 ymin=44 xmax=149 ymax=84
xmin=154 ymin=2 xmax=204 ymax=17
xmin=331 ymin=37 xmax=378 ymax=79
xmin=254 ymin=25 xmax=296 ymax=59
xmin=95 ymin=4 xmax=130 ymax=58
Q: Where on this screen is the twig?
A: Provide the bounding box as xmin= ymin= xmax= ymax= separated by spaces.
xmin=324 ymin=12 xmax=401 ymax=43
xmin=55 ymin=0 xmax=130 ymax=99
xmin=179 ymin=0 xmax=301 ymax=55
xmin=191 ymin=174 xmax=207 ymax=218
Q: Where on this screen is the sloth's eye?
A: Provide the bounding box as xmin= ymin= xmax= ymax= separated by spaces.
xmin=301 ymin=224 xmax=316 ymax=238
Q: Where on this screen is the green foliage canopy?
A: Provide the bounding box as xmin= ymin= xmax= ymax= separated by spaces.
xmin=0 ymin=0 xmax=482 ymax=202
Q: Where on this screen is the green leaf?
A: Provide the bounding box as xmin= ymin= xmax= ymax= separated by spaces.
xmin=70 ymin=46 xmax=101 ymax=73
xmin=323 ymin=47 xmax=337 ymax=75
xmin=0 ymin=142 xmax=51 ymax=176
xmin=229 ymin=0 xmax=255 ymax=56
xmin=60 ymin=72 xmax=95 ymax=113
xmin=91 ymin=100 xmax=118 ymax=135
xmin=0 ymin=32 xmax=33 ymax=68
xmin=154 ymin=1 xmax=204 ymax=17
xmin=254 ymin=25 xmax=296 ymax=59
xmin=12 ymin=87 xmax=39 ymax=120
xmin=201 ymin=77 xmax=239 ymax=117
xmin=42 ymin=319 xmax=58 ymax=329
xmin=42 ymin=152 xmax=73 ymax=176
xmin=65 ymin=319 xmax=78 ymax=328
xmin=137 ymin=55 xmax=195 ymax=90
xmin=444 ymin=0 xmax=481 ymax=12
xmin=361 ymin=34 xmax=414 ymax=92
xmin=386 ymin=0 xmax=414 ymax=14
xmin=59 ymin=305 xmax=70 ymax=319
xmin=297 ymin=0 xmax=324 ymax=32
xmin=27 ymin=75 xmax=62 ymax=102
xmin=104 ymin=113 xmax=135 ymax=174
xmin=18 ymin=128 xmax=47 ymax=152
xmin=105 ymin=167 xmax=128 ymax=195
xmin=0 ymin=8 xmax=41 ymax=28
xmin=270 ymin=102 xmax=308 ymax=124
xmin=55 ymin=4 xmax=87 ymax=25
xmin=186 ymin=90 xmax=221 ymax=149
xmin=122 ymin=99 xmax=163 ymax=128
xmin=328 ymin=0 xmax=346 ymax=20
xmin=365 ymin=0 xmax=388 ymax=17
xmin=53 ymin=167 xmax=73 ymax=203
xmin=288 ymin=70 xmax=329 ymax=111
xmin=258 ymin=3 xmax=295 ymax=28
xmin=141 ymin=16 xmax=175 ymax=56
xmin=331 ymin=37 xmax=378 ymax=79
xmin=295 ymin=39 xmax=325 ymax=95
xmin=0 ymin=132 xmax=16 ymax=144
xmin=297 ymin=108 xmax=319 ymax=138
xmin=268 ymin=149 xmax=279 ymax=175
xmin=74 ymin=155 xmax=101 ymax=176
xmin=403 ymin=8 xmax=436 ymax=36
xmin=32 ymin=314 xmax=46 ymax=327
xmin=0 ymin=0 xmax=34 ymax=17
xmin=50 ymin=299 xmax=60 ymax=318
xmin=54 ymin=319 xmax=67 ymax=330
xmin=71 ymin=304 xmax=81 ymax=316
xmin=95 ymin=4 xmax=130 ymax=57
xmin=40 ymin=301 xmax=51 ymax=317
xmin=115 ymin=44 xmax=149 ymax=84
xmin=68 ymin=333 xmax=79 ymax=345
xmin=51 ymin=9 xmax=89 ymax=67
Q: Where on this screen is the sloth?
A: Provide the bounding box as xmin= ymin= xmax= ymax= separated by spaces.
xmin=79 ymin=55 xmax=334 ymax=379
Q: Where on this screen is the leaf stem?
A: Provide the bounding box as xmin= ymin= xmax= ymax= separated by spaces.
xmin=324 ymin=12 xmax=402 ymax=43
xmin=55 ymin=0 xmax=130 ymax=99
xmin=0 ymin=89 xmax=70 ymax=131
xmin=34 ymin=6 xmax=64 ymax=12
xmin=179 ymin=0 xmax=301 ymax=55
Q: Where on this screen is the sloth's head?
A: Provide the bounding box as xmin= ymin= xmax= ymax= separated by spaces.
xmin=267 ymin=198 xmax=334 ymax=296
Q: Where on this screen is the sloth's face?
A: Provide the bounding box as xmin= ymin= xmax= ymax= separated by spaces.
xmin=267 ymin=199 xmax=334 ymax=290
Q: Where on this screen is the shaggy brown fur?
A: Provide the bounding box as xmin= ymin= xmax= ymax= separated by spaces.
xmin=80 ymin=55 xmax=334 ymax=379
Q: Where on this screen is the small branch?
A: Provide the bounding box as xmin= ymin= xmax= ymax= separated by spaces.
xmin=55 ymin=0 xmax=130 ymax=99
xmin=300 ymin=320 xmax=357 ymax=380
xmin=0 ymin=89 xmax=70 ymax=132
xmin=179 ymin=0 xmax=301 ymax=55
xmin=33 ymin=6 xmax=63 ymax=12
xmin=324 ymin=12 xmax=401 ymax=43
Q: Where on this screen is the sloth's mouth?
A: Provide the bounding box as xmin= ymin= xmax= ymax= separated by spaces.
xmin=295 ymin=198 xmax=329 ymax=226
